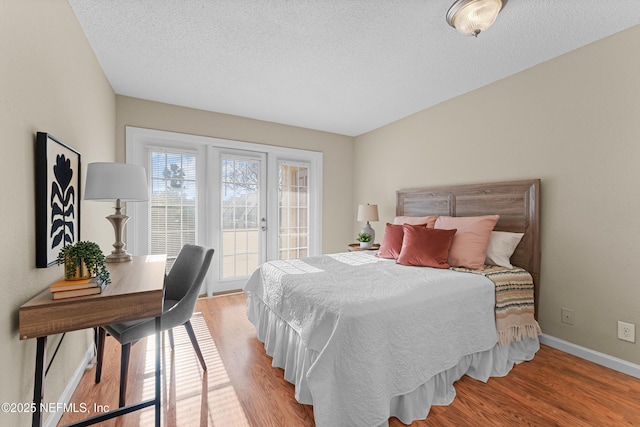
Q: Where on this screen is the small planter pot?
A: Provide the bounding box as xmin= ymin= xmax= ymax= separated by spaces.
xmin=65 ymin=257 xmax=91 ymax=281
xmin=359 ymin=242 xmax=372 ymax=248
xmin=57 ymin=241 xmax=110 ymax=284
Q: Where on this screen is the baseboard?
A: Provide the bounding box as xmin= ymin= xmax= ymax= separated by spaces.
xmin=540 ymin=334 xmax=640 ymax=379
xmin=44 ymin=344 xmax=95 ymax=427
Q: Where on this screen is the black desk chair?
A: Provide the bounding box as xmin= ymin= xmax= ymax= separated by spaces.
xmin=95 ymin=244 xmax=214 ymax=407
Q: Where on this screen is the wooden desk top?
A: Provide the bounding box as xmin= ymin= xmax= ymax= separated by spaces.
xmin=19 ymin=255 xmax=167 ymax=340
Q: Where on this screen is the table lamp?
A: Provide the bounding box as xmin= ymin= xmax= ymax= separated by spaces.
xmin=357 ymin=203 xmax=379 ymax=243
xmin=84 ymin=162 xmax=148 ymax=262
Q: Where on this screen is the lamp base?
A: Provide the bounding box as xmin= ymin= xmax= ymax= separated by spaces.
xmin=106 ymin=251 xmax=133 ymax=263
xmin=106 ymin=201 xmax=133 ymax=262
xmin=361 ymin=222 xmax=376 ymax=244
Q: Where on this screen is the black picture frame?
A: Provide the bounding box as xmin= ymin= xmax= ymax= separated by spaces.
xmin=35 ymin=132 xmax=81 ymax=267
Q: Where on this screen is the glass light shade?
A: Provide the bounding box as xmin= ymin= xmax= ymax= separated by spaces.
xmin=84 ymin=162 xmax=148 ymax=201
xmin=357 ymin=204 xmax=379 ymax=222
xmin=447 ymin=0 xmax=502 ymax=36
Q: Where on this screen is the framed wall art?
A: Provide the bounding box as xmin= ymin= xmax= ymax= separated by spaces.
xmin=36 ymin=132 xmax=81 ymax=267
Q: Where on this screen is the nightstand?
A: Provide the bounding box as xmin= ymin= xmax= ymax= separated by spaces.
xmin=347 ymin=243 xmax=380 ymax=251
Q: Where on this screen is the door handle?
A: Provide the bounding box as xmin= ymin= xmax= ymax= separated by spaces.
xmin=261 ymin=217 xmax=267 ymax=231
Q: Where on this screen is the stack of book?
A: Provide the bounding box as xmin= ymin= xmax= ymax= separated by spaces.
xmin=49 ymin=277 xmax=107 ymax=300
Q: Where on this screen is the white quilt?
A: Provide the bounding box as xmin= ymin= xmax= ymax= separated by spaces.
xmin=244 ymin=252 xmax=499 ymax=427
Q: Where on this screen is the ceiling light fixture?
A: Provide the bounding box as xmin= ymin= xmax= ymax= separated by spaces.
xmin=446 ymin=0 xmax=503 ymax=37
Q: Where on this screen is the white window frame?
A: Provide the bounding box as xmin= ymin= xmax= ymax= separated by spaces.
xmin=125 ymin=126 xmax=323 ymax=295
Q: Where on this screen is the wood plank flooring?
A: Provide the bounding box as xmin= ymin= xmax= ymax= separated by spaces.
xmin=59 ymin=293 xmax=640 ymax=426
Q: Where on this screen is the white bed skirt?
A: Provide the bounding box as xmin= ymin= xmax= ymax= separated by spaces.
xmin=247 ymin=293 xmax=540 ymax=426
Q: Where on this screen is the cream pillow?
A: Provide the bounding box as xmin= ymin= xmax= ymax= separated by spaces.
xmin=485 ymin=231 xmax=524 ymax=268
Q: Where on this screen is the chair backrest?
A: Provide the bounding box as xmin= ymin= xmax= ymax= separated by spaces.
xmin=163 ymin=244 xmax=214 ymax=326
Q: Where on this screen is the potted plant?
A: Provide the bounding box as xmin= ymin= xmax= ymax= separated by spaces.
xmin=57 ymin=241 xmax=110 ymax=284
xmin=357 ymin=232 xmax=372 ymax=248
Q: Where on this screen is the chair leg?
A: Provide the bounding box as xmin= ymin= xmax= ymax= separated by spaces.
xmin=95 ymin=327 xmax=106 ymax=384
xmin=167 ymin=328 xmax=174 ymax=350
xmin=119 ymin=342 xmax=131 ymax=408
xmin=183 ymin=320 xmax=207 ymax=371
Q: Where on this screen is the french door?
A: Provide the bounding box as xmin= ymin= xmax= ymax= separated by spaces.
xmin=211 ymin=149 xmax=267 ymax=292
xmin=126 ymin=127 xmax=322 ymax=296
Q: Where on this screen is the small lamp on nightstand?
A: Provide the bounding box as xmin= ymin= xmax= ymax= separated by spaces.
xmin=84 ymin=162 xmax=148 ymax=262
xmin=357 ymin=203 xmax=379 ymax=243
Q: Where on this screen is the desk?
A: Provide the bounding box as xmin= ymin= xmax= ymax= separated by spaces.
xmin=19 ymin=255 xmax=167 ymax=427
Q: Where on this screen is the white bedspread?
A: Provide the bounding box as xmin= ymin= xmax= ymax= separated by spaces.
xmin=244 ymin=252 xmax=500 ymax=427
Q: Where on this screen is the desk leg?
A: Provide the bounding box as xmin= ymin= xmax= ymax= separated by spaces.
xmin=32 ymin=336 xmax=46 ymax=427
xmin=155 ymin=316 xmax=161 ymax=427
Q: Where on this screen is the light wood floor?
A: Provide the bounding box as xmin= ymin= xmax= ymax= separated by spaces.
xmin=59 ymin=293 xmax=640 ymax=426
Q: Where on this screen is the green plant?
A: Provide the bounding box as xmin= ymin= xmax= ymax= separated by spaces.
xmin=57 ymin=241 xmax=110 ymax=283
xmin=356 ymin=232 xmax=371 ymax=243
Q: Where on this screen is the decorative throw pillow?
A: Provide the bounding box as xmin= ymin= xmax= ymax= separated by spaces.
xmin=396 ymin=225 xmax=457 ymax=268
xmin=393 ymin=215 xmax=438 ymax=228
xmin=485 ymin=231 xmax=524 ymax=268
xmin=434 ymin=215 xmax=499 ymax=270
xmin=376 ymin=223 xmax=405 ymax=259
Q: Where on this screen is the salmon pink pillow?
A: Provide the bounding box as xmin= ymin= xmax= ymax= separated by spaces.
xmin=396 ymin=225 xmax=457 ymax=268
xmin=435 ymin=215 xmax=499 ymax=270
xmin=376 ymin=223 xmax=404 ymax=259
xmin=393 ymin=215 xmax=438 ymax=228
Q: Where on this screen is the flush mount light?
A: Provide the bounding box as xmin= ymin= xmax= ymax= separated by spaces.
xmin=446 ymin=0 xmax=503 ymax=37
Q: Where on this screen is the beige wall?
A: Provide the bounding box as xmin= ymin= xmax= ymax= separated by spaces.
xmin=0 ymin=0 xmax=116 ymax=424
xmin=115 ymin=96 xmax=354 ymax=253
xmin=354 ymin=25 xmax=640 ymax=364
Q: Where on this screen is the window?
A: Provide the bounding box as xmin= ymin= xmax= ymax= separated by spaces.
xmin=126 ymin=126 xmax=322 ymax=295
xmin=278 ymin=161 xmax=309 ymax=260
xmin=149 ymin=149 xmax=197 ymax=270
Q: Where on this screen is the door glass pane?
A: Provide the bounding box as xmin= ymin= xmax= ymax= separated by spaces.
xmin=221 ymin=156 xmax=260 ymax=278
xmin=278 ymin=162 xmax=309 ymax=260
xmin=149 ymin=149 xmax=197 ymax=270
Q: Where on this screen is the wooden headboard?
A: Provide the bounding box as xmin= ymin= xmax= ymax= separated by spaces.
xmin=397 ymin=179 xmax=541 ymax=316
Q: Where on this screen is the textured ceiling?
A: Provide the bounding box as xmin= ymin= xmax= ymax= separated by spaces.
xmin=68 ymin=1 xmax=640 ymax=136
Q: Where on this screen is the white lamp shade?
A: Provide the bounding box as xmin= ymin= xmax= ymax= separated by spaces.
xmin=357 ymin=204 xmax=379 ymax=222
xmin=84 ymin=162 xmax=148 ymax=201
xmin=447 ymin=0 xmax=502 ymax=36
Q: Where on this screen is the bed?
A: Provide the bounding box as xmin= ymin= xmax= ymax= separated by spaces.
xmin=244 ymin=179 xmax=542 ymax=426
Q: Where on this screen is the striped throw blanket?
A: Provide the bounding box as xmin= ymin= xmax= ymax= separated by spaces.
xmin=452 ymin=265 xmax=542 ymax=346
